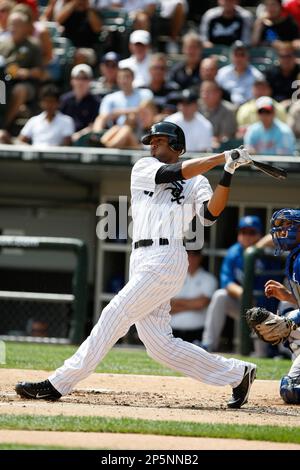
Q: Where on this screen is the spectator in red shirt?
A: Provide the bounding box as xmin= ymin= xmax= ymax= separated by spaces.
xmin=283 ymin=0 xmax=300 ymax=29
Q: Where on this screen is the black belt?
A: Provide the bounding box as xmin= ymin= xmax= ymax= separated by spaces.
xmin=134 ymin=238 xmax=169 ymax=249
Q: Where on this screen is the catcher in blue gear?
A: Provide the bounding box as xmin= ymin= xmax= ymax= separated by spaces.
xmin=247 ymin=209 xmax=300 ymax=404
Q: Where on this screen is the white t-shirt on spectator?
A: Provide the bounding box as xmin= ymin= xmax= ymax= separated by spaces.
xmin=119 ymin=55 xmax=151 ymax=88
xmin=20 ymin=111 xmax=75 ymax=146
xmin=171 ymin=267 xmax=218 ymax=330
xmin=164 ymin=112 xmax=213 ymax=151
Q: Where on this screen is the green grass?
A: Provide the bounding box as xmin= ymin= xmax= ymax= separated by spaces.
xmin=0 ymin=342 xmax=291 ymax=380
xmin=1 ymin=343 xmax=177 ymax=376
xmin=0 ymin=444 xmax=76 ymax=450
xmin=0 ymin=414 xmax=299 ymax=444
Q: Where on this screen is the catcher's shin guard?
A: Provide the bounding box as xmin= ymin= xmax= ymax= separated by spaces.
xmin=280 ymin=375 xmax=300 ymax=404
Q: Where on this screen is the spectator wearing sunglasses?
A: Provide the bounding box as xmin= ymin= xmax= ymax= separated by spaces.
xmin=265 ymin=42 xmax=300 ymax=106
xmin=244 ymin=96 xmax=296 ymax=155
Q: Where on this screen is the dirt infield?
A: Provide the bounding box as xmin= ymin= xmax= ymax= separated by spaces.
xmin=1 ymin=368 xmax=300 ymax=449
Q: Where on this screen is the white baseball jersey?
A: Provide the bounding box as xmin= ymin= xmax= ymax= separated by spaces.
xmin=49 ymin=156 xmax=252 ymax=396
xmin=131 ymin=157 xmax=214 ymax=242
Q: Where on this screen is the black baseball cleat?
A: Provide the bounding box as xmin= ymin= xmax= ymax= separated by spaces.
xmin=227 ymin=364 xmax=257 ymax=409
xmin=15 ymin=379 xmax=62 ymax=401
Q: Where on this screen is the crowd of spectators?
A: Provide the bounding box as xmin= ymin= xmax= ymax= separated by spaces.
xmin=0 ymin=0 xmax=299 ymax=155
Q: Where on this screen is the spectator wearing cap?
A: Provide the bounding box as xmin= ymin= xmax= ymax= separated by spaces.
xmin=169 ymin=31 xmax=203 ymax=90
xmin=236 ymin=78 xmax=287 ymax=135
xmin=18 ymin=84 xmax=75 ymax=146
xmin=93 ymin=66 xmax=152 ymax=132
xmin=60 ymin=64 xmax=100 ymax=142
xmin=244 ymin=96 xmax=296 ymax=155
xmin=90 ymin=51 xmax=119 ymax=98
xmin=147 ymin=53 xmax=179 ymax=113
xmin=252 ymin=0 xmax=299 ymax=47
xmin=199 ymin=80 xmax=237 ymax=148
xmin=119 ymin=29 xmax=152 ymax=88
xmin=170 ymin=250 xmax=217 ymax=345
xmin=216 ymin=40 xmax=264 ymax=106
xmin=200 ymin=0 xmax=253 ymax=47
xmin=165 ymin=89 xmax=213 ymax=152
xmin=201 ymin=215 xmax=282 ymax=353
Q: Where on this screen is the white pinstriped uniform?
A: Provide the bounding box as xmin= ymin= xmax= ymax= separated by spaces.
xmin=49 ymin=157 xmax=249 ymax=396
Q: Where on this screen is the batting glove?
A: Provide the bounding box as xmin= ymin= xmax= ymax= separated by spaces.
xmin=224 ymin=147 xmax=252 ymax=174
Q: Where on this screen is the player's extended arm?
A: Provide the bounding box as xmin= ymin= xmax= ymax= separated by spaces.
xmin=205 ymin=148 xmax=251 ymax=217
xmin=181 ymin=153 xmax=225 ymax=179
xmin=155 ymin=148 xmax=251 ymax=218
xmin=181 ymin=148 xmax=251 ymax=180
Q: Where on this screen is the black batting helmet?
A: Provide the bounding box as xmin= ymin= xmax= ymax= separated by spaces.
xmin=141 ymin=121 xmax=186 ymax=154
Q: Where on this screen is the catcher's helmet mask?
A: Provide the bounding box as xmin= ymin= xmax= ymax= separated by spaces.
xmin=270 ymin=208 xmax=300 ymax=255
xmin=141 ymin=122 xmax=186 ymax=155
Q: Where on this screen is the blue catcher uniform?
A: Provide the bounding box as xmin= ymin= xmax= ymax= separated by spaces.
xmin=202 ymin=215 xmax=282 ymax=352
xmin=220 ymin=242 xmax=281 ymax=312
xmin=271 ymin=209 xmax=300 ymax=404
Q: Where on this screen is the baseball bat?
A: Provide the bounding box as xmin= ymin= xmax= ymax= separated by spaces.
xmin=231 ymin=150 xmax=287 ymax=180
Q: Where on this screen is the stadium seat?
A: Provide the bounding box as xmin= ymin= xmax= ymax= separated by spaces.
xmin=202 ymin=45 xmax=230 ymax=58
xmin=73 ymin=132 xmax=106 ymax=147
xmin=249 ymin=46 xmax=278 ymax=62
xmin=98 ymin=8 xmax=133 ymax=56
xmin=202 ymin=45 xmax=230 ymax=66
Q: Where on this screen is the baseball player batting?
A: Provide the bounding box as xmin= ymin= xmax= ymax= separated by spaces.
xmin=15 ymin=122 xmax=256 ymax=409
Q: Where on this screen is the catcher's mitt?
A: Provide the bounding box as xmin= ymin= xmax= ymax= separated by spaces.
xmin=245 ymin=307 xmax=296 ymax=345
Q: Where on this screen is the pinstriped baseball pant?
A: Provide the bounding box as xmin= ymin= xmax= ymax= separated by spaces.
xmin=49 ymin=243 xmax=247 ymax=396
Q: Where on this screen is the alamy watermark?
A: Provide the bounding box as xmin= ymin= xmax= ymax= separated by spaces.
xmin=96 ymin=196 xmax=206 ymax=250
xmin=291 ymin=80 xmax=300 ymax=103
xmin=0 ymin=340 xmax=6 ymax=364
xmin=0 ymin=80 xmax=5 ymax=104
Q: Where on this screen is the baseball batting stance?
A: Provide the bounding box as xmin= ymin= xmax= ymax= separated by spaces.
xmin=246 ymin=209 xmax=300 ymax=404
xmin=16 ymin=122 xmax=256 ymax=409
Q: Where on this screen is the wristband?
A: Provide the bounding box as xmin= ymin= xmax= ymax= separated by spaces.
xmin=219 ymin=170 xmax=232 ymax=187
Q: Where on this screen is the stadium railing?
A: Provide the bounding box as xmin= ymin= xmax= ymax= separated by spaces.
xmin=0 ymin=236 xmax=88 ymax=345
